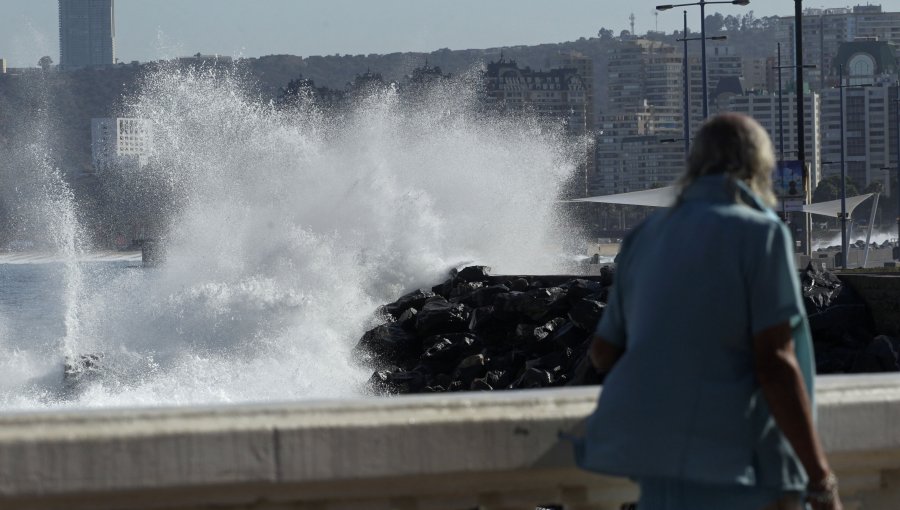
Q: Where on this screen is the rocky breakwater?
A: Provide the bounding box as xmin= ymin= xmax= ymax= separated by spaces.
xmin=356 ymin=263 xmax=900 ymax=395
xmin=803 ymin=264 xmax=900 ymax=373
xmin=356 ymin=266 xmax=611 ymax=394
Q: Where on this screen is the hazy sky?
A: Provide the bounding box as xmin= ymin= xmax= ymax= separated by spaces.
xmin=1 ymin=1 xmax=879 ymax=67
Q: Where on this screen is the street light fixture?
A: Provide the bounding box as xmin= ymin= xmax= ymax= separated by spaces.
xmin=656 ymin=0 xmax=751 ymax=119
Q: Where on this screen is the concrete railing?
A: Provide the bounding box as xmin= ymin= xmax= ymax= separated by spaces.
xmin=3 ymin=375 xmax=900 ymax=510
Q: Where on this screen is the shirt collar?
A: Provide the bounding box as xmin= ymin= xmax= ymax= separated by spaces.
xmin=680 ymin=174 xmax=769 ymax=213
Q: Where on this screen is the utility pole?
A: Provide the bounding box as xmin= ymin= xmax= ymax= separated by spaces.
xmin=794 ymin=0 xmax=808 ymax=256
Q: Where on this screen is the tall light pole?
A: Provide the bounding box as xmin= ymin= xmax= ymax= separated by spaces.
xmin=839 ymin=67 xmax=848 ymax=269
xmin=656 ymin=0 xmax=750 ymax=120
xmin=772 ymin=45 xmax=815 ymax=226
xmin=893 ymin=83 xmax=900 ymax=256
xmin=676 ymin=23 xmax=726 ymax=154
xmin=682 ymin=11 xmax=690 ymax=155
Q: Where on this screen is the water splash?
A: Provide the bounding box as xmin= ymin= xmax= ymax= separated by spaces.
xmin=0 ymin=64 xmax=583 ymax=409
xmin=0 ymin=79 xmax=86 ymax=356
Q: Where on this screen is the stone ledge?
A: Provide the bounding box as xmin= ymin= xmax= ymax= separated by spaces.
xmin=2 ymin=376 xmax=900 ymax=509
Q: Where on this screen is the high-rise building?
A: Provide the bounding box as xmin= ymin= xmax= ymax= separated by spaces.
xmin=593 ymin=39 xmax=686 ymax=196
xmin=607 ymin=39 xmax=683 ymax=115
xmin=821 ymin=84 xmax=898 ymax=195
xmin=58 ymin=0 xmax=115 ymax=70
xmin=777 ymin=4 xmax=900 ymax=91
xmin=817 ymin=41 xmax=899 ymax=196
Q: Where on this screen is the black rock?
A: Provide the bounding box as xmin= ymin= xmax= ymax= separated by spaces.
xmin=454 ymin=354 xmax=488 ymax=386
xmin=568 ymin=298 xmax=605 ymax=331
xmin=368 ymin=369 xmax=398 ymax=395
xmin=382 ymin=289 xmax=436 ymax=318
xmin=457 ymin=265 xmax=492 ymax=283
xmin=415 ymin=297 xmax=470 ymax=336
xmin=484 ymin=369 xmax=510 ymax=388
xmin=553 ymin=321 xmax=589 ymax=349
xmin=431 ymin=278 xmax=456 ymax=299
xmin=449 ymin=281 xmax=484 ymax=303
xmin=599 ymin=266 xmax=615 ymax=286
xmin=567 ymin=354 xmax=603 ymax=386
xmin=367 ymin=367 xmax=427 ymax=394
xmin=513 ymin=322 xmax=540 ymax=344
xmin=561 ymin=279 xmax=604 ymax=301
xmin=487 ymin=349 xmax=527 ymax=376
xmin=420 ymin=333 xmax=482 ymax=372
xmin=434 ymin=373 xmax=452 ymax=388
xmin=527 ymin=318 xmax=567 ymax=355
xmin=471 ymin=378 xmax=493 ymax=391
xmin=850 ymin=336 xmax=900 ymax=373
xmin=396 ymin=307 xmax=418 ymax=330
xmin=494 ymin=288 xmax=567 ymax=322
xmin=356 ymin=323 xmax=420 ymax=367
xmin=466 ymin=284 xmax=511 ymax=308
xmin=510 ymin=367 xmax=553 ymax=389
xmin=469 ymin=305 xmax=504 ymax=333
xmin=508 ymin=277 xmax=529 ymax=292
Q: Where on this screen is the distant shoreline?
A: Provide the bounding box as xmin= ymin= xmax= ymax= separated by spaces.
xmin=0 ymin=250 xmax=142 ymax=264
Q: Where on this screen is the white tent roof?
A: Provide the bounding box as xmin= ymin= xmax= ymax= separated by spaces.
xmin=571 ymin=186 xmax=874 ymax=218
xmin=570 ymin=186 xmax=678 ymax=208
xmin=802 ymin=193 xmax=874 ymax=217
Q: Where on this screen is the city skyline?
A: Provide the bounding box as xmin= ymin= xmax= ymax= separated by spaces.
xmin=1 ymin=0 xmax=877 ymax=68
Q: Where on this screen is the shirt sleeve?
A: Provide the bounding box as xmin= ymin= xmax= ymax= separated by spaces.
xmin=595 ymin=281 xmax=626 ymax=348
xmin=748 ymin=220 xmax=805 ymax=336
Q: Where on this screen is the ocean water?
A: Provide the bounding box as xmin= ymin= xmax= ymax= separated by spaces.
xmin=0 ymin=65 xmax=584 ymax=410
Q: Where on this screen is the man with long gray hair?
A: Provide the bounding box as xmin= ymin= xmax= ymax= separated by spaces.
xmin=576 ymin=114 xmax=841 ymax=510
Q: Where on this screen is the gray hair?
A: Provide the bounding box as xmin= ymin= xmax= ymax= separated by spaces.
xmin=676 ymin=113 xmax=777 ymax=208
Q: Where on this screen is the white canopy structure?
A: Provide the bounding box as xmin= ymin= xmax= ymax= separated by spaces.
xmin=569 ymin=186 xmax=678 ymax=208
xmin=573 ymin=188 xmax=874 ymax=218
xmin=801 ymin=193 xmax=874 ymax=218
xmin=572 ymin=187 xmax=881 ymax=267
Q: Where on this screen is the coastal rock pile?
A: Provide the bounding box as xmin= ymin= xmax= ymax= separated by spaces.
xmin=356 ymin=266 xmax=611 ymax=394
xmin=802 ymin=263 xmax=900 ymax=373
xmin=357 ymin=263 xmax=899 ymax=395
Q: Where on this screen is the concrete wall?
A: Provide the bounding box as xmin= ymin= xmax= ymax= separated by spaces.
xmin=3 ymin=375 xmax=900 ymax=509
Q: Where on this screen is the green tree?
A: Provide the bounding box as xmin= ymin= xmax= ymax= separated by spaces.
xmin=38 ymin=56 xmax=53 ymax=71
xmin=704 ymin=13 xmax=725 ymax=34
xmin=813 ymin=175 xmax=859 ymax=203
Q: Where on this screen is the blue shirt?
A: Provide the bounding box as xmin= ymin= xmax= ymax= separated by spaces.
xmin=576 ymin=174 xmax=815 ymax=491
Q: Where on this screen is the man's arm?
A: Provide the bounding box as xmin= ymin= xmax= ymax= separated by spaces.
xmin=754 ymin=321 xmax=841 ymax=510
xmin=589 ymin=334 xmax=624 ymax=374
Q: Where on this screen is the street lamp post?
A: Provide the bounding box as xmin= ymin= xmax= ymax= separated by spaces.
xmin=682 ymin=11 xmax=690 ymax=155
xmin=676 ymin=26 xmax=726 ymax=154
xmin=893 ymin=83 xmax=900 ymax=256
xmin=772 ymin=45 xmax=815 ymax=226
xmin=656 ymin=0 xmax=750 ymax=120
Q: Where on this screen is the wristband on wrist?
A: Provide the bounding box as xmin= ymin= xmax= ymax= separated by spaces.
xmin=807 ymin=472 xmax=838 ymax=504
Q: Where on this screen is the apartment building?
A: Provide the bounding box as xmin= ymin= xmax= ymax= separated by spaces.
xmin=91 ymin=118 xmax=151 ymax=172
xmin=778 ymin=4 xmax=900 ymax=91
xmin=483 ymin=58 xmax=592 ymax=136
xmin=58 ymin=0 xmax=115 ymax=69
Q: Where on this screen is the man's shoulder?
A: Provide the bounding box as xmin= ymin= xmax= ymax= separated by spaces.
xmin=712 ymin=202 xmax=785 ymax=234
